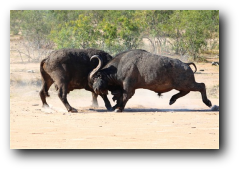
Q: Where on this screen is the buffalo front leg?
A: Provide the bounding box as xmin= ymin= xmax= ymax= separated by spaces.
xmin=115 ymin=92 xmax=134 ymax=112
xmin=169 ymin=91 xmax=190 ymax=105
xmin=115 ymin=84 xmax=135 ymax=112
xmin=100 ymin=94 xmax=112 ymax=111
xmin=112 ymin=94 xmax=123 ymax=111
xmin=91 ymin=92 xmax=99 ymax=108
xmin=57 ymin=84 xmax=77 ymax=113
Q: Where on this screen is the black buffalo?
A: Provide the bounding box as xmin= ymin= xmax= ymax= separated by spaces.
xmin=39 ymin=48 xmax=113 ymax=112
xmin=89 ymin=49 xmax=212 ymax=112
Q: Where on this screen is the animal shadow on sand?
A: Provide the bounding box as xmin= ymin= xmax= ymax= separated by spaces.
xmin=90 ymin=107 xmax=217 ymax=113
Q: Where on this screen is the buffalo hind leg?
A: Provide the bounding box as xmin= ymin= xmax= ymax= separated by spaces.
xmin=188 ymin=82 xmax=212 ymax=107
xmin=169 ymin=91 xmax=190 ymax=105
xmin=39 ymin=79 xmax=53 ymax=108
xmin=198 ymin=83 xmax=212 ymax=107
xmin=57 ymin=83 xmax=77 ymax=113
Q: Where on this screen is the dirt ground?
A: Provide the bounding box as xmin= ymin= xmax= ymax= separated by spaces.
xmin=9 ymin=59 xmax=219 ymax=149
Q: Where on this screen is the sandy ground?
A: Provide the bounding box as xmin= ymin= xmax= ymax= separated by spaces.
xmin=10 ymin=60 xmax=219 ymax=149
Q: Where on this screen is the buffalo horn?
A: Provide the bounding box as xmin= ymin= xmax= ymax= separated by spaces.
xmin=89 ymin=55 xmax=103 ymax=80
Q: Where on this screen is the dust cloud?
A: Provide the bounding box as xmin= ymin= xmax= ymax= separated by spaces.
xmin=10 ymin=81 xmax=216 ymax=113
xmin=94 ymin=88 xmax=214 ymax=111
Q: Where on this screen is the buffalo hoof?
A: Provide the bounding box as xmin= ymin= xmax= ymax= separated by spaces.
xmin=111 ymin=105 xmax=119 ymax=111
xmin=109 ymin=107 xmax=115 ymax=112
xmin=42 ymin=103 xmax=49 ymax=108
xmin=106 ymin=106 xmax=113 ymax=111
xmin=68 ymin=107 xmax=78 ymax=113
xmin=91 ymin=103 xmax=99 ymax=108
xmin=114 ymin=109 xmax=122 ymax=113
xmin=169 ymin=100 xmax=176 ymax=105
xmin=91 ymin=105 xmax=99 ymax=108
xmin=206 ymin=100 xmax=212 ymax=107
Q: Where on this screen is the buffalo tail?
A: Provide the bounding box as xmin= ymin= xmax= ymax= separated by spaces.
xmin=186 ymin=62 xmax=197 ymax=73
xmin=40 ymin=59 xmax=50 ymax=97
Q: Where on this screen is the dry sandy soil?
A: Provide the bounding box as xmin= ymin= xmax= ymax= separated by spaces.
xmin=10 ymin=38 xmax=219 ymax=149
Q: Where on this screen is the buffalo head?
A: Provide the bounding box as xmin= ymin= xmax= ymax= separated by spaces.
xmin=92 ymin=75 xmax=108 ymax=95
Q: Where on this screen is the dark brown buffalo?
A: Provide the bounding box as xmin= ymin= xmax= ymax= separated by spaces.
xmin=39 ymin=48 xmax=113 ymax=112
xmin=89 ymin=49 xmax=212 ymax=112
